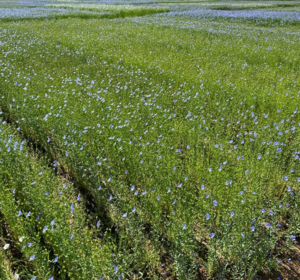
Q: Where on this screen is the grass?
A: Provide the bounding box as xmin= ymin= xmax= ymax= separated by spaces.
xmin=47 ymin=3 xmax=170 ymax=14
xmin=0 ymin=1 xmax=300 ymax=279
xmin=0 ymin=5 xmax=170 ymax=21
xmin=45 ymin=4 xmax=171 ymax=19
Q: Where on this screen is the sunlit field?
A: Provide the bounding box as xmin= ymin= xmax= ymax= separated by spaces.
xmin=0 ymin=0 xmax=300 ymax=279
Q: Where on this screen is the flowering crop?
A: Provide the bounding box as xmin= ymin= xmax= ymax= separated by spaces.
xmin=163 ymin=8 xmax=300 ymax=26
xmin=0 ymin=1 xmax=300 ymax=279
xmin=0 ymin=127 xmax=56 ymax=279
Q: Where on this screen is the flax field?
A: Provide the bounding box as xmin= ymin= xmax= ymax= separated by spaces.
xmin=0 ymin=0 xmax=300 ymax=279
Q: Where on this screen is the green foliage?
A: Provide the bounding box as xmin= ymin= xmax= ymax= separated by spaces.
xmin=0 ymin=1 xmax=300 ymax=279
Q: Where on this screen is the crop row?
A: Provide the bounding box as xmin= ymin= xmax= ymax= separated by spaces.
xmin=47 ymin=4 xmax=170 ymax=17
xmin=0 ymin=5 xmax=170 ymax=21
